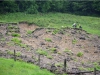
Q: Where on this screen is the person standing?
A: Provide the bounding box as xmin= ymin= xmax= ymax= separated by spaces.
xmin=72 ymin=23 xmax=77 ymax=28
xmin=79 ymin=24 xmax=82 ymax=29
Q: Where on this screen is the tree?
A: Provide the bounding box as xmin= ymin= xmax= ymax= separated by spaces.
xmin=0 ymin=1 xmax=18 ymax=13
xmin=26 ymin=1 xmax=38 ymax=14
xmin=50 ymin=1 xmax=63 ymax=12
xmin=36 ymin=1 xmax=51 ymax=13
xmin=93 ymin=1 xmax=100 ymax=14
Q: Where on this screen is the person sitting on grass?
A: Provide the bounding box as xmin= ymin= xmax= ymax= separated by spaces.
xmin=79 ymin=24 xmax=82 ymax=30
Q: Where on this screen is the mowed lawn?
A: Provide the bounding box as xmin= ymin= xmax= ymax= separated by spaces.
xmin=0 ymin=58 xmax=55 ymax=75
xmin=0 ymin=12 xmax=100 ymax=35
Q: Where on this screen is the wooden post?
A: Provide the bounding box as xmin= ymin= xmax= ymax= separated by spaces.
xmin=38 ymin=54 xmax=40 ymax=66
xmin=94 ymin=68 xmax=96 ymax=75
xmin=14 ymin=50 xmax=16 ymax=61
xmin=64 ymin=59 xmax=66 ymax=72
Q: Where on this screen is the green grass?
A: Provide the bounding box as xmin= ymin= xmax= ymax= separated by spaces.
xmin=0 ymin=12 xmax=100 ymax=35
xmin=49 ymin=48 xmax=57 ymax=53
xmin=0 ymin=57 xmax=55 ymax=75
xmin=64 ymin=48 xmax=72 ymax=55
xmin=45 ymin=38 xmax=52 ymax=42
xmin=52 ymin=28 xmax=60 ymax=35
xmin=27 ymin=30 xmax=33 ymax=34
xmin=78 ymin=62 xmax=100 ymax=71
xmin=36 ymin=49 xmax=48 ymax=56
xmin=11 ymin=37 xmax=27 ymax=48
xmin=77 ymin=52 xmax=83 ymax=57
xmin=11 ymin=33 xmax=20 ymax=37
xmin=7 ymin=50 xmax=21 ymax=57
xmin=7 ymin=25 xmax=14 ymax=29
xmin=47 ymin=55 xmax=53 ymax=59
xmin=72 ymin=38 xmax=77 ymax=44
xmin=11 ymin=37 xmax=21 ymax=44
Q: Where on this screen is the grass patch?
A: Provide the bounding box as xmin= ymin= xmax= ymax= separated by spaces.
xmin=77 ymin=52 xmax=83 ymax=57
xmin=45 ymin=38 xmax=52 ymax=42
xmin=64 ymin=48 xmax=72 ymax=55
xmin=11 ymin=37 xmax=21 ymax=44
xmin=0 ymin=38 xmax=6 ymax=41
xmin=49 ymin=48 xmax=57 ymax=53
xmin=93 ymin=62 xmax=100 ymax=70
xmin=37 ymin=49 xmax=48 ymax=56
xmin=0 ymin=57 xmax=55 ymax=75
xmin=0 ymin=12 xmax=100 ymax=35
xmin=72 ymin=38 xmax=77 ymax=44
xmin=7 ymin=50 xmax=14 ymax=55
xmin=11 ymin=33 xmax=20 ymax=37
xmin=16 ymin=52 xmax=21 ymax=57
xmin=78 ymin=62 xmax=100 ymax=71
xmin=52 ymin=28 xmax=59 ymax=35
xmin=55 ymin=63 xmax=63 ymax=67
xmin=27 ymin=30 xmax=33 ymax=34
xmin=11 ymin=37 xmax=27 ymax=48
xmin=47 ymin=55 xmax=52 ymax=59
xmin=7 ymin=50 xmax=21 ymax=57
xmin=7 ymin=25 xmax=13 ymax=29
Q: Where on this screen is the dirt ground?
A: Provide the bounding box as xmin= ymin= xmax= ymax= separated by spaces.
xmin=0 ymin=22 xmax=100 ymax=75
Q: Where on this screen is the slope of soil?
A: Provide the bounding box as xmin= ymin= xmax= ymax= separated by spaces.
xmin=0 ymin=22 xmax=100 ymax=75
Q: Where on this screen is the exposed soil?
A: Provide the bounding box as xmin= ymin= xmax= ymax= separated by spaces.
xmin=0 ymin=22 xmax=100 ymax=75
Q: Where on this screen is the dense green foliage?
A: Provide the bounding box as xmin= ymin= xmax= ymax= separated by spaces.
xmin=0 ymin=57 xmax=55 ymax=75
xmin=0 ymin=0 xmax=100 ymax=15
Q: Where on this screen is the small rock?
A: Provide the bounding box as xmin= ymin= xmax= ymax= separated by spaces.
xmin=84 ymin=50 xmax=89 ymax=53
xmin=71 ymin=31 xmax=76 ymax=34
xmin=27 ymin=60 xmax=33 ymax=63
xmin=79 ymin=36 xmax=86 ymax=40
xmin=50 ymin=63 xmax=57 ymax=72
xmin=97 ymin=45 xmax=100 ymax=48
xmin=94 ymin=51 xmax=98 ymax=53
xmin=40 ymin=42 xmax=45 ymax=45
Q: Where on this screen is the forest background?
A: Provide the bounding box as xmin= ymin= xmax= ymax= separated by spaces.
xmin=0 ymin=0 xmax=100 ymax=16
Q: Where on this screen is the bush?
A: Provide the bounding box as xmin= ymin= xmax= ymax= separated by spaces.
xmin=47 ymin=55 xmax=52 ymax=59
xmin=26 ymin=4 xmax=38 ymax=14
xmin=27 ymin=30 xmax=33 ymax=34
xmin=52 ymin=29 xmax=59 ymax=35
xmin=77 ymin=52 xmax=83 ymax=57
xmin=72 ymin=38 xmax=77 ymax=44
xmin=11 ymin=33 xmax=20 ymax=37
xmin=45 ymin=38 xmax=52 ymax=42
xmin=11 ymin=37 xmax=21 ymax=44
xmin=37 ymin=49 xmax=48 ymax=56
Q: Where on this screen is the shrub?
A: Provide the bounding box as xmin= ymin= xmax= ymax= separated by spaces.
xmin=26 ymin=4 xmax=38 ymax=14
xmin=11 ymin=37 xmax=21 ymax=44
xmin=47 ymin=55 xmax=52 ymax=59
xmin=77 ymin=52 xmax=83 ymax=57
xmin=72 ymin=38 xmax=77 ymax=44
xmin=52 ymin=29 xmax=59 ymax=35
xmin=27 ymin=30 xmax=33 ymax=34
xmin=49 ymin=48 xmax=57 ymax=53
xmin=64 ymin=48 xmax=72 ymax=53
xmin=0 ymin=38 xmax=6 ymax=41
xmin=45 ymin=38 xmax=52 ymax=42
xmin=37 ymin=49 xmax=48 ymax=56
xmin=50 ymin=48 xmax=56 ymax=51
xmin=11 ymin=33 xmax=20 ymax=37
xmin=16 ymin=52 xmax=21 ymax=57
xmin=8 ymin=25 xmax=13 ymax=29
xmin=55 ymin=63 xmax=63 ymax=67
xmin=7 ymin=50 xmax=13 ymax=55
xmin=64 ymin=48 xmax=72 ymax=55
